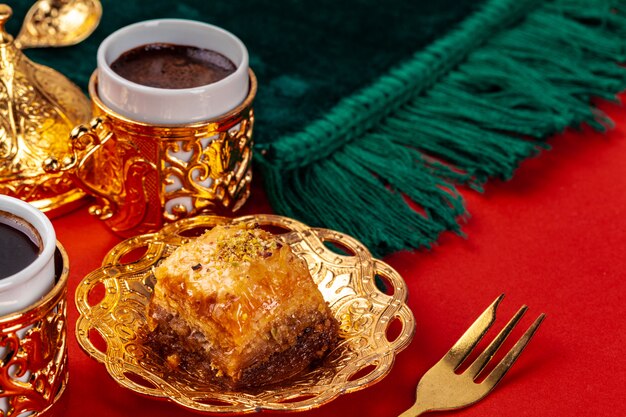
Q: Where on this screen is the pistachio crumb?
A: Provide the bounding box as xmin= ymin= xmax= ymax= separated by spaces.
xmin=215 ymin=226 xmax=278 ymax=264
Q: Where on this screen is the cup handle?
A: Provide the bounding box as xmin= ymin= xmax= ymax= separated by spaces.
xmin=44 ymin=117 xmax=119 ymax=220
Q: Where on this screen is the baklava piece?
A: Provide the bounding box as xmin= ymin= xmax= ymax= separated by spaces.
xmin=145 ymin=223 xmax=339 ymax=389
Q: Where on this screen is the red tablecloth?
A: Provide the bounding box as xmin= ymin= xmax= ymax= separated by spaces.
xmin=50 ymin=94 xmax=626 ymax=417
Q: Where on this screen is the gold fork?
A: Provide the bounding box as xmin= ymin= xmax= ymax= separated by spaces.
xmin=399 ymin=294 xmax=545 ymax=417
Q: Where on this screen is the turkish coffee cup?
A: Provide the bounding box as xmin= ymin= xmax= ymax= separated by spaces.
xmin=0 ymin=195 xmax=56 ymax=315
xmin=46 ymin=19 xmax=256 ymax=238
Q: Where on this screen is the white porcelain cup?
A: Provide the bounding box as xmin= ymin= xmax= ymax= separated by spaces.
xmin=97 ymin=18 xmax=250 ymax=124
xmin=0 ymin=195 xmax=56 ymax=316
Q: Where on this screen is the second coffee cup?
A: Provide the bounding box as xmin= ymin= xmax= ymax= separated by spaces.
xmin=48 ymin=19 xmax=256 ymax=238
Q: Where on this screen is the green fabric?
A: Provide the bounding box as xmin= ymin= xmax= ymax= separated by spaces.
xmin=261 ymin=0 xmax=626 ymax=256
xmin=7 ymin=0 xmax=626 ymax=257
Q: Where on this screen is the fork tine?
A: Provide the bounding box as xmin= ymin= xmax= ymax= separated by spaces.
xmin=445 ymin=294 xmax=504 ymax=370
xmin=467 ymin=305 xmax=528 ymax=379
xmin=483 ymin=313 xmax=546 ymax=387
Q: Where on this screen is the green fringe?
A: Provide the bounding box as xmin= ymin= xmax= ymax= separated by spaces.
xmin=256 ymin=0 xmax=626 ymax=257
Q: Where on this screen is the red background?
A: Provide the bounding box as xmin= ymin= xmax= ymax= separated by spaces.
xmin=49 ymin=93 xmax=626 ymax=417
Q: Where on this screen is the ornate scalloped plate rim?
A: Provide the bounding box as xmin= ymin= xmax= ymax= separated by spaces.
xmin=75 ymin=214 xmax=416 ymax=414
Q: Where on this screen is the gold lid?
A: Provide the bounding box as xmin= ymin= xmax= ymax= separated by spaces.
xmin=0 ymin=4 xmax=91 ymax=216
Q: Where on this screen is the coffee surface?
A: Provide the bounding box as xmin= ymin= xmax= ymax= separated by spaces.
xmin=110 ymin=43 xmax=237 ymax=89
xmin=0 ymin=222 xmax=40 ymax=279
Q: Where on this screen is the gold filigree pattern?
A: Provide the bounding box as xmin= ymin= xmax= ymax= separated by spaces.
xmin=75 ymin=215 xmax=415 ymax=414
xmin=0 ymin=245 xmax=69 ymax=417
xmin=162 ymin=117 xmax=253 ymax=221
xmin=0 ymin=6 xmax=91 ymax=216
xmin=46 ymin=72 xmax=256 ymax=238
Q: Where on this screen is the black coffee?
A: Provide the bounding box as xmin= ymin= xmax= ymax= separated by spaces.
xmin=0 ymin=213 xmax=41 ymax=279
xmin=110 ymin=43 xmax=237 ymax=89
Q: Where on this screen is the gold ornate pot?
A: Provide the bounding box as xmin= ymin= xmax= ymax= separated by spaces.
xmin=0 ymin=5 xmax=91 ymax=216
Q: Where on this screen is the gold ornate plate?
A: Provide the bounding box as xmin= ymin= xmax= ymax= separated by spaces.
xmin=75 ymin=214 xmax=415 ymax=414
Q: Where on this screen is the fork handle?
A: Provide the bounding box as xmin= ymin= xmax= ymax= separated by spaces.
xmin=398 ymin=402 xmax=430 ymax=417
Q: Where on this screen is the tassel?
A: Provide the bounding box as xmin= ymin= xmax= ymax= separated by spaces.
xmin=256 ymin=0 xmax=626 ymax=257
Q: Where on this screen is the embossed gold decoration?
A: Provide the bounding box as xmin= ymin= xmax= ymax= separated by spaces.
xmin=0 ymin=5 xmax=91 ymax=216
xmin=75 ymin=214 xmax=415 ymax=414
xmin=46 ymin=72 xmax=256 ymax=238
xmin=15 ymin=0 xmax=102 ymax=49
xmin=0 ymin=244 xmax=69 ymax=417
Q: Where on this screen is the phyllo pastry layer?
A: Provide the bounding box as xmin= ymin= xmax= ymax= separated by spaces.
xmin=145 ymin=223 xmax=338 ymax=388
